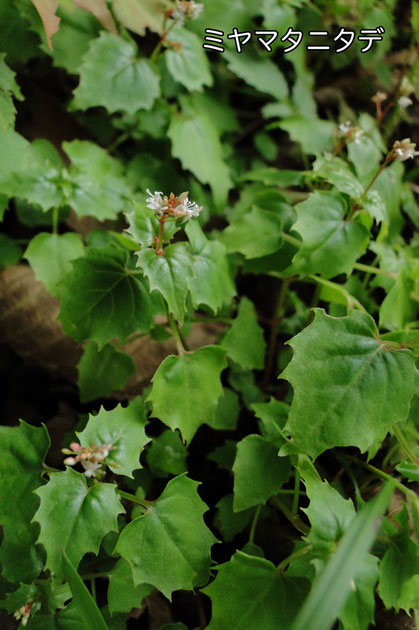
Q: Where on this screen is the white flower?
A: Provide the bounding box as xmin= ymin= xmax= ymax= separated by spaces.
xmin=398 ymin=95 xmax=413 ymax=108
xmin=371 ymin=91 xmax=387 ymax=104
xmin=146 ymin=189 xmax=167 ymax=216
xmin=173 ymin=197 xmax=203 ymax=221
xmin=82 ymin=460 xmax=103 ymax=478
xmin=171 ymin=0 xmax=203 ymax=25
xmin=338 ymin=120 xmax=352 ymax=135
xmin=392 ymin=138 xmax=419 ymax=161
xmin=352 ymin=129 xmax=364 ymax=144
xmin=400 ymin=76 xmax=414 ymax=96
xmin=63 ymin=456 xmax=77 ymax=466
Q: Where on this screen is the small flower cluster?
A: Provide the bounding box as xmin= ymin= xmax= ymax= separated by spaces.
xmin=397 ymin=76 xmax=414 ymax=108
xmin=14 ymin=603 xmax=33 ymax=626
xmin=62 ymin=441 xmax=116 ymax=478
xmin=390 ymin=138 xmax=418 ymax=162
xmin=169 ymin=0 xmax=203 ymax=26
xmin=146 ymin=189 xmax=203 ymax=222
xmin=338 ymin=121 xmax=364 ymax=144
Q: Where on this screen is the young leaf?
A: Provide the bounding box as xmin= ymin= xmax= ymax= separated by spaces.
xmin=203 ymin=551 xmax=309 ymax=629
xmin=166 ymin=27 xmax=212 ymax=92
xmin=312 ymin=155 xmax=364 ymax=198
xmin=233 ymin=434 xmax=291 ymax=511
xmin=288 ymin=191 xmax=369 ymax=278
xmin=290 ymin=482 xmax=393 ymax=630
xmin=78 ymin=342 xmax=136 ymax=403
xmin=59 ymin=245 xmax=152 ymax=347
xmin=221 ymin=298 xmax=266 ymax=370
xmin=115 ymin=475 xmax=217 ymax=599
xmin=72 ymin=32 xmax=160 ymax=114
xmin=108 ymin=559 xmax=153 ymax=615
xmin=62 ymin=551 xmax=109 ymax=630
xmin=276 ymin=117 xmax=335 ymax=155
xmin=77 ymin=398 xmax=149 ymax=478
xmin=33 ymin=468 xmax=124 ymax=578
xmin=220 ymin=206 xmax=283 ymax=259
xmin=168 ymin=112 xmax=231 ymax=208
xmin=148 ymin=346 xmax=227 ymax=443
xmin=281 ymin=309 xmax=419 ymax=458
xmin=24 ymin=233 xmax=84 ymax=297
xmin=0 ymin=421 xmax=50 ymax=583
xmin=251 ymin=397 xmax=289 ymax=447
xmin=135 ymin=242 xmax=194 ymax=324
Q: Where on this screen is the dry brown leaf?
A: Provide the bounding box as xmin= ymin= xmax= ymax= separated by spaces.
xmin=30 ymin=0 xmax=61 ymax=49
xmin=0 ymin=264 xmax=223 ymax=399
xmin=74 ymin=0 xmax=118 ymax=35
xmin=112 ymin=0 xmax=166 ymax=36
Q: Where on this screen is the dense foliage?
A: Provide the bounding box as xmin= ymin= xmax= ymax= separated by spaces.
xmin=0 ymin=0 xmax=418 ymax=628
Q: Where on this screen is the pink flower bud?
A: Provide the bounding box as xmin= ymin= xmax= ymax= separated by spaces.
xmin=70 ymin=442 xmax=81 ymax=451
xmin=157 ymin=249 xmax=164 ymax=255
xmin=63 ymin=457 xmax=76 ymax=466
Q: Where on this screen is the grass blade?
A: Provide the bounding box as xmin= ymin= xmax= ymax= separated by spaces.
xmin=291 ymin=481 xmax=394 ymax=630
xmin=62 ymin=550 xmax=109 ymax=630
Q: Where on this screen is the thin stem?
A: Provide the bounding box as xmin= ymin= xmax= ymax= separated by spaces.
xmin=249 ymin=505 xmax=261 ymax=544
xmin=117 ymin=490 xmax=153 ymax=509
xmin=344 ymin=456 xmax=417 ymax=502
xmin=52 ymin=207 xmax=59 ymax=235
xmin=280 ymin=231 xmax=302 ymax=248
xmin=307 ymin=275 xmax=367 ymax=313
xmin=150 ymin=19 xmax=176 ymax=63
xmin=392 ymin=424 xmax=419 ymax=467
xmin=158 ymin=217 xmax=165 ymax=251
xmin=270 ymin=496 xmax=310 ymax=536
xmin=291 ymin=471 xmax=300 ymax=518
xmin=167 ymin=310 xmax=186 ymax=356
xmin=80 ymin=572 xmax=109 ymax=581
xmin=262 ymin=278 xmax=292 ymax=389
xmin=107 ymin=131 xmax=129 ymax=154
xmin=353 ymin=262 xmax=397 ymax=279
xmin=276 ymin=543 xmax=313 ymax=573
xmin=414 ymin=608 xmax=419 ymax=630
xmin=90 ymin=578 xmax=96 ymax=601
xmin=360 ymin=155 xmax=392 ymax=200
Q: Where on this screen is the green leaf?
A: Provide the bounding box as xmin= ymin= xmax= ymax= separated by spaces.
xmin=148 ymin=346 xmax=227 ymax=443
xmin=77 ymin=342 xmax=136 ymax=403
xmin=77 ymin=398 xmax=149 ymax=478
xmin=0 ymin=54 xmax=23 ymax=130
xmin=290 ymin=483 xmax=393 ymax=630
xmin=146 ymin=429 xmax=188 ymax=477
xmin=135 ymin=242 xmax=193 ymax=324
xmin=168 ymin=112 xmax=231 ymax=208
xmin=24 ymin=233 xmax=84 ymax=296
xmin=233 ymin=435 xmax=290 ymax=511
xmin=275 ymin=117 xmax=335 ymax=155
xmin=379 ymin=269 xmax=414 ymax=331
xmin=251 ymin=398 xmax=289 ymax=447
xmin=224 ymin=50 xmax=288 ymax=101
xmin=59 ymin=245 xmax=152 ymax=347
xmin=204 ymin=551 xmax=309 ymax=629
xmin=62 ymin=551 xmax=109 ymax=630
xmin=125 ymin=202 xmax=179 ymax=249
xmin=312 ymin=155 xmax=364 ymax=198
xmin=378 ymin=531 xmax=419 ymax=611
xmin=209 ymin=387 xmax=240 ymax=431
xmin=214 ymin=494 xmax=253 ymax=542
xmin=221 ymin=298 xmax=266 ymax=370
xmin=0 ymin=233 xmax=22 ymax=268
xmin=33 ymin=468 xmax=124 ymax=578
xmin=112 ymin=0 xmax=164 ymax=36
xmin=166 ymin=27 xmax=212 ymax=92
xmin=107 ymin=559 xmax=153 ymax=615
xmin=0 ymin=582 xmax=38 ymax=614
xmin=242 ymin=167 xmax=306 ymax=188
xmin=186 ymin=221 xmax=236 ymax=313
xmin=281 ymin=309 xmax=419 ymax=459
xmin=221 ymin=206 xmax=283 ymax=259
xmin=73 ymin=32 xmax=160 ymax=114
xmin=288 ymin=191 xmax=369 ymax=278
xmin=64 ymin=140 xmax=132 ymax=221
xmin=115 ymin=474 xmax=217 ymax=599
xmin=339 ymin=554 xmax=379 ymax=630
xmin=0 ymin=421 xmax=50 ymax=583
